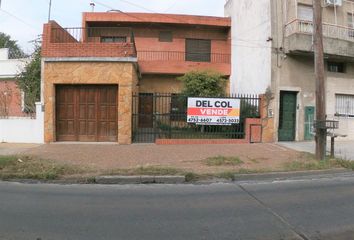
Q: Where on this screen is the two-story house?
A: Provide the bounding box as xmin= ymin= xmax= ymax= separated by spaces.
xmin=225 ymin=0 xmax=354 ymax=141
xmin=41 ymin=12 xmax=231 ymax=144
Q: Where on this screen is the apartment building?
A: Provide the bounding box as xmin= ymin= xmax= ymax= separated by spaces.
xmin=41 ymin=12 xmax=231 ymax=143
xmin=225 ymin=0 xmax=354 ymax=141
xmin=0 ymin=48 xmax=28 ymax=117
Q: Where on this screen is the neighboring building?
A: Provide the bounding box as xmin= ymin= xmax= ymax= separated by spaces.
xmin=41 ymin=13 xmax=231 ymax=143
xmin=0 ymin=48 xmax=28 ymax=117
xmin=225 ymin=0 xmax=354 ymax=141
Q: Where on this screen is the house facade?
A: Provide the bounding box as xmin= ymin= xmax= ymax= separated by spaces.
xmin=225 ymin=0 xmax=354 ymax=141
xmin=41 ymin=13 xmax=231 ymax=144
xmin=0 ymin=48 xmax=28 ymax=118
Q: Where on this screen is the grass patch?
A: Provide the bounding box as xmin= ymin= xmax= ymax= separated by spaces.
xmin=204 ymin=156 xmax=244 ymax=166
xmin=0 ymin=155 xmax=84 ymax=180
xmin=333 ymin=159 xmax=354 ymax=170
xmin=106 ymin=166 xmax=183 ymax=176
xmin=284 ymin=159 xmax=340 ymax=171
xmin=0 ymin=155 xmax=17 ymax=168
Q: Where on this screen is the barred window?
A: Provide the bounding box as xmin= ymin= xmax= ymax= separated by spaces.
xmin=328 ymin=62 xmax=346 ymax=73
xmin=335 ymin=94 xmax=354 ymax=117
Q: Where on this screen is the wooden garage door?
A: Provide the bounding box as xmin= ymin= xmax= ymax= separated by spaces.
xmin=56 ymin=85 xmax=118 ymax=142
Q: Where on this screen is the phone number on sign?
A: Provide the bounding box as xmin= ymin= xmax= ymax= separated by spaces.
xmin=187 ymin=116 xmax=239 ymax=124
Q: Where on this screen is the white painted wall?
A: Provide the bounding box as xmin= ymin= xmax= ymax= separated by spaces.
xmin=327 ymin=76 xmax=354 ymax=140
xmin=0 ymin=103 xmax=44 ymax=143
xmin=0 ymin=48 xmax=29 ymax=79
xmin=224 ymin=0 xmax=272 ymax=94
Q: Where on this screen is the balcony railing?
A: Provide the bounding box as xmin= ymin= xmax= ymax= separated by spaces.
xmin=50 ymin=27 xmax=135 ymax=43
xmin=137 ymin=51 xmax=231 ymax=64
xmin=43 ymin=25 xmax=137 ymax=58
xmin=285 ymin=19 xmax=354 ymax=43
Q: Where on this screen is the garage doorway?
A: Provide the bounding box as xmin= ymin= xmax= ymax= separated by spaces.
xmin=56 ymin=85 xmax=118 ymax=142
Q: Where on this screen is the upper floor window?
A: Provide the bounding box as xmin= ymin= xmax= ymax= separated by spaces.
xmin=348 ymin=13 xmax=354 ymax=28
xmin=159 ymin=31 xmax=173 ymax=42
xmin=335 ymin=94 xmax=354 ymax=117
xmin=100 ymin=36 xmax=127 ymax=43
xmin=185 ymin=39 xmax=211 ymax=62
xmin=328 ymin=62 xmax=346 ymax=73
xmin=298 ymin=4 xmax=313 ymax=21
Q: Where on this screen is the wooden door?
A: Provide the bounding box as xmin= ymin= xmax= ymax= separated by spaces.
xmin=56 ymin=85 xmax=118 ymax=142
xmin=278 ymin=91 xmax=297 ymax=141
xmin=138 ymin=93 xmax=154 ymax=128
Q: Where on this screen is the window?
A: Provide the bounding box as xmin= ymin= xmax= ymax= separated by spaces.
xmin=185 ymin=39 xmax=211 ymax=62
xmin=170 ymin=94 xmax=187 ymax=121
xmin=298 ymin=4 xmax=313 ymax=21
xmin=348 ymin=13 xmax=354 ymax=37
xmin=335 ymin=94 xmax=354 ymax=117
xmin=327 ymin=62 xmax=346 ymax=73
xmin=100 ymin=36 xmax=127 ymax=43
xmin=159 ymin=31 xmax=173 ymax=42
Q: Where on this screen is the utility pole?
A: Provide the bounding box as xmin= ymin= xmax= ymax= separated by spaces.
xmin=48 ymin=0 xmax=52 ymax=22
xmin=313 ymin=0 xmax=326 ymax=160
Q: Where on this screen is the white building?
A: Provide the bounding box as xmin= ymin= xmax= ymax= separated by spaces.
xmin=225 ymin=0 xmax=354 ymax=141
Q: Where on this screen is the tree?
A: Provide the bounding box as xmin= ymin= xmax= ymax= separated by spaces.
xmin=0 ymin=32 xmax=26 ymax=59
xmin=16 ymin=45 xmax=41 ymax=114
xmin=178 ymin=71 xmax=226 ymax=97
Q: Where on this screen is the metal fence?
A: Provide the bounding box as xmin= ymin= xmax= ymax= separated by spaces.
xmin=132 ymin=93 xmax=260 ymax=143
xmin=50 ymin=27 xmax=135 ymax=43
xmin=137 ymin=51 xmax=231 ymax=64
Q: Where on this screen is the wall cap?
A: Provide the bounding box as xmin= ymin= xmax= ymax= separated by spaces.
xmin=43 ymin=57 xmax=138 ymax=63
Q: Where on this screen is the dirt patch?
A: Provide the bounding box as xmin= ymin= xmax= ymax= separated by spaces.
xmin=19 ymin=143 xmax=339 ymax=175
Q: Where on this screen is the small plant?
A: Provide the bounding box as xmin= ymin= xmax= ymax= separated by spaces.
xmin=204 ymin=156 xmax=244 ymax=166
xmin=178 ymin=70 xmax=226 ymax=97
xmin=185 ymin=172 xmax=200 ymax=182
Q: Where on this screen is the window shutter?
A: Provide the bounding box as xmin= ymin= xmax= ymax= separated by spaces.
xmin=298 ymin=5 xmax=313 ymax=21
xmin=159 ymin=31 xmax=173 ymax=42
xmin=185 ymin=39 xmax=211 ymax=62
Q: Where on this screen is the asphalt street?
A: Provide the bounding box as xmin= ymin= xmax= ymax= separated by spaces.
xmin=1 ymin=174 xmax=354 ymax=240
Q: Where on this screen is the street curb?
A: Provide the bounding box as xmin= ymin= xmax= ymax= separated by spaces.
xmin=233 ymin=168 xmax=352 ymax=182
xmin=95 ymin=175 xmax=186 ymax=184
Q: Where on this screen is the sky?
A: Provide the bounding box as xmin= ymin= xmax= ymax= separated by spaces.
xmin=0 ymin=0 xmax=226 ymax=54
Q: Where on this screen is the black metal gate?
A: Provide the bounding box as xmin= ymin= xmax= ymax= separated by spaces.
xmin=132 ymin=93 xmax=260 ymax=143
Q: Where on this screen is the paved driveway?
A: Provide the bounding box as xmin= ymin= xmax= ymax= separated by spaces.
xmin=278 ymin=140 xmax=354 ymax=161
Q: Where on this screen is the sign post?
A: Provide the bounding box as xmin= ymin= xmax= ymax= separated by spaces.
xmin=187 ymin=97 xmax=240 ymax=125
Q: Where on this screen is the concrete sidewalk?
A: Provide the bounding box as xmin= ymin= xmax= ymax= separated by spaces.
xmin=0 ymin=143 xmax=41 ymax=156
xmin=278 ymin=140 xmax=354 ymax=161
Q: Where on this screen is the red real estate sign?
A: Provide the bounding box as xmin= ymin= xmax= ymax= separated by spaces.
xmin=187 ymin=97 xmax=240 ymax=125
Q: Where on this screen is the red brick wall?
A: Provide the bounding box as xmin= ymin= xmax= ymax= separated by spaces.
xmin=0 ymin=80 xmax=25 ymax=117
xmin=42 ymin=21 xmax=136 ymax=58
xmin=132 ymin=25 xmax=230 ymax=75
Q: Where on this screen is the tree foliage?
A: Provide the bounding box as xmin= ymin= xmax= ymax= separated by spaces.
xmin=178 ymin=71 xmax=226 ymax=97
xmin=16 ymin=45 xmax=41 ymax=113
xmin=0 ymin=32 xmax=26 ymax=59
